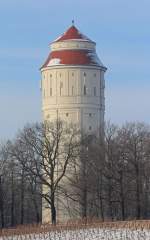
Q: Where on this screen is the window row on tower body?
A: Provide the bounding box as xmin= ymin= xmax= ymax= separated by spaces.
xmin=41 ymin=69 xmax=105 ymax=98
xmin=42 ymin=84 xmax=99 ymax=97
xmin=44 ymin=108 xmax=102 ymax=134
xmin=42 ymin=70 xmax=99 ymax=79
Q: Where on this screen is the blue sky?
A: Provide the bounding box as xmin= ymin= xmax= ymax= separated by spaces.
xmin=0 ymin=0 xmax=150 ymax=139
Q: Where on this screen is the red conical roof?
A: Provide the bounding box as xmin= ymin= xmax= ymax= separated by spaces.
xmin=42 ymin=50 xmax=103 ymax=68
xmin=41 ymin=25 xmax=106 ymax=70
xmin=53 ymin=25 xmax=93 ymax=43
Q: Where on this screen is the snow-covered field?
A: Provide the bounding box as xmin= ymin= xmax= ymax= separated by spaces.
xmin=1 ymin=227 xmax=150 ymax=240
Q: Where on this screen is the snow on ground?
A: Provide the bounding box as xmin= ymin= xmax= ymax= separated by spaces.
xmin=1 ymin=227 xmax=150 ymax=240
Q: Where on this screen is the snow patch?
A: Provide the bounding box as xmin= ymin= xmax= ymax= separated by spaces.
xmin=2 ymin=228 xmax=150 ymax=240
xmin=53 ymin=28 xmax=92 ymax=43
xmin=57 ymin=39 xmax=91 ymax=42
xmin=54 ymin=34 xmax=64 ymax=42
xmin=87 ymin=52 xmax=104 ymax=67
xmin=78 ymin=31 xmax=91 ymax=41
xmin=48 ymin=58 xmax=61 ymax=66
xmin=53 ymin=28 xmax=69 ymax=42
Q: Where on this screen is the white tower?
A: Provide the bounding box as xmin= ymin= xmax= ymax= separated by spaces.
xmin=41 ymin=24 xmax=107 ymax=135
xmin=40 ymin=24 xmax=107 ymax=222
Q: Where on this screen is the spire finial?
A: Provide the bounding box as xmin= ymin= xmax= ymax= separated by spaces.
xmin=72 ymin=19 xmax=75 ymax=26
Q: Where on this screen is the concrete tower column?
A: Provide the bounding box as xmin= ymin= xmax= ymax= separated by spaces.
xmin=40 ymin=24 xmax=107 ymax=222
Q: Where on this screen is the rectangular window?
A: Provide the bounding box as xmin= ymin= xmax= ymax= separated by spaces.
xmin=72 ymin=86 xmax=74 ymax=96
xmin=50 ymin=88 xmax=52 ymax=96
xmin=60 ymin=81 xmax=63 ymax=96
xmin=50 ymin=79 xmax=52 ymax=96
xmin=84 ymin=85 xmax=86 ymax=95
xmin=94 ymin=87 xmax=96 ymax=96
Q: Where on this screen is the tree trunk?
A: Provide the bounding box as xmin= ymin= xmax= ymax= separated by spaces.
xmin=97 ymin=174 xmax=104 ymax=221
xmin=81 ymin=155 xmax=88 ymax=220
xmin=20 ymin=171 xmax=25 ymax=225
xmin=0 ymin=176 xmax=4 ymax=228
xmin=82 ymin=186 xmax=87 ymax=218
xmin=120 ymin=171 xmax=125 ymax=220
xmin=135 ymin=165 xmax=141 ymax=219
xmin=32 ymin=195 xmax=40 ymax=223
xmin=99 ymin=193 xmax=104 ymax=221
xmin=51 ymin=194 xmax=56 ymax=225
xmin=11 ymin=170 xmax=15 ymax=226
xmin=108 ymin=181 xmax=114 ymax=220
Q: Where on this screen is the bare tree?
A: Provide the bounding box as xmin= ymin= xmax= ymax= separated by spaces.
xmin=1 ymin=121 xmax=150 ymax=226
xmin=9 ymin=120 xmax=79 ymax=224
xmin=0 ymin=143 xmax=9 ymax=228
xmin=118 ymin=123 xmax=150 ymax=219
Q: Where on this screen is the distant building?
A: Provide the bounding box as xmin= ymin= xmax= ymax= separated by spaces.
xmin=40 ymin=23 xmax=107 ymax=222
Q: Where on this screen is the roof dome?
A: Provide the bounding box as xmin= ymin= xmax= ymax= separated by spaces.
xmin=53 ymin=25 xmax=93 ymax=43
xmin=41 ymin=25 xmax=106 ymax=70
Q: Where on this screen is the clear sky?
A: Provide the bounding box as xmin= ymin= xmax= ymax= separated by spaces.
xmin=0 ymin=0 xmax=150 ymax=140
